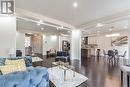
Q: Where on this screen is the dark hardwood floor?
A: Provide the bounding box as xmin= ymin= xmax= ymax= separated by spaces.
xmin=33 ymin=56 xmax=121 ymax=87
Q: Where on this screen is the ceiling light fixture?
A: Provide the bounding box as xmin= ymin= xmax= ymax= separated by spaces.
xmin=73 ymin=2 xmax=78 ymax=7
xmin=96 ymin=23 xmax=104 ymax=27
xmin=57 ymin=27 xmax=59 ymax=30
xmin=105 ymin=33 xmax=120 ymax=37
xmin=39 ymin=20 xmax=43 ymax=24
xmin=41 ymin=28 xmax=44 ymax=30
xmin=61 ymin=26 xmax=64 ymax=29
xmin=37 ymin=20 xmax=43 ymax=26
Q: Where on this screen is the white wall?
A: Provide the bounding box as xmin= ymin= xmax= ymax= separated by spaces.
xmin=0 ymin=17 xmax=16 ymax=57
xmin=88 ymin=31 xmax=128 ymax=58
xmin=16 ymin=31 xmax=25 ymax=56
xmin=42 ymin=34 xmax=59 ymax=55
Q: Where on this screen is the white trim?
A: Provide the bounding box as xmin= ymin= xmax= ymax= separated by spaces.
xmin=16 ymin=8 xmax=75 ymax=29
xmin=17 ymin=17 xmax=71 ymax=31
xmin=78 ymin=9 xmax=130 ymax=30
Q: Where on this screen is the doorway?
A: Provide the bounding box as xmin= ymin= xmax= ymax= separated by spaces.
xmin=25 ymin=33 xmax=43 ymax=56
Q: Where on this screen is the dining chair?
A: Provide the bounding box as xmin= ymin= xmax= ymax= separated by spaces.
xmin=103 ymin=50 xmax=108 ymax=57
xmin=119 ymin=51 xmax=127 ymax=65
xmin=103 ymin=50 xmax=108 ymax=62
xmin=114 ymin=50 xmax=119 ymax=64
xmin=107 ymin=50 xmax=115 ymax=64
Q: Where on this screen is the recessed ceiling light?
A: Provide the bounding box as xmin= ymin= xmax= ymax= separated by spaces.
xmin=39 ymin=20 xmax=43 ymax=23
xmin=73 ymin=2 xmax=78 ymax=7
xmin=37 ymin=20 xmax=43 ymax=26
xmin=96 ymin=23 xmax=104 ymax=27
xmin=57 ymin=27 xmax=59 ymax=30
xmin=61 ymin=26 xmax=64 ymax=29
xmin=41 ymin=28 xmax=44 ymax=30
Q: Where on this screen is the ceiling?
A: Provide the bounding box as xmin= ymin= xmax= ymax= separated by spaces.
xmin=17 ymin=18 xmax=71 ymax=35
xmin=82 ymin=20 xmax=129 ymax=37
xmin=16 ymin=0 xmax=130 ymax=26
xmin=16 ymin=0 xmax=130 ymax=36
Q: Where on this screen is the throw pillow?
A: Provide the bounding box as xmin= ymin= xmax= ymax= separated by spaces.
xmin=5 ymin=59 xmax=26 ymax=71
xmin=0 ymin=65 xmax=19 ymax=74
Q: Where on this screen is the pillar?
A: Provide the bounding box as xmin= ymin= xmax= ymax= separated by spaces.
xmin=71 ymin=29 xmax=81 ymax=60
xmin=128 ymin=19 xmax=130 ymax=61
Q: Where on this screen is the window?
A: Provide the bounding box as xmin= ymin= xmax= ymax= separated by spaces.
xmin=25 ymin=36 xmax=31 ymax=47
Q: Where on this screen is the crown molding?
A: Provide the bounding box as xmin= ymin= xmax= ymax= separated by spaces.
xmin=82 ymin=29 xmax=128 ymax=37
xmin=78 ymin=9 xmax=130 ymax=30
xmin=16 ymin=8 xmax=75 ymax=29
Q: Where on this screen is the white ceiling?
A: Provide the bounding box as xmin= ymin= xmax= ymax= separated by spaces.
xmin=17 ymin=19 xmax=71 ymax=35
xmin=82 ymin=20 xmax=129 ymax=36
xmin=16 ymin=0 xmax=130 ymax=26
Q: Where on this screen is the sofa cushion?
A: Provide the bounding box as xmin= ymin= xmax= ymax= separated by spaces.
xmin=0 ymin=56 xmax=32 ymax=68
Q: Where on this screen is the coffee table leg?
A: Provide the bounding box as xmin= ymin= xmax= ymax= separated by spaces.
xmin=73 ymin=68 xmax=75 ymax=77
xmin=64 ymin=70 xmax=66 ymax=81
xmin=121 ymin=70 xmax=123 ymax=87
xmin=127 ymin=74 xmax=129 ymax=87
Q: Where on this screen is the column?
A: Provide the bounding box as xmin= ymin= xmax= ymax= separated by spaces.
xmin=71 ymin=29 xmax=81 ymax=60
xmin=128 ymin=19 xmax=130 ymax=62
xmin=0 ymin=16 xmax=16 ymax=57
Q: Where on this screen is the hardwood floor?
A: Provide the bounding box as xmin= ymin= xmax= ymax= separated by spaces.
xmin=33 ymin=56 xmax=121 ymax=87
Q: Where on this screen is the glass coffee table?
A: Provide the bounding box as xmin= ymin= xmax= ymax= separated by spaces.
xmin=51 ymin=61 xmax=75 ymax=81
xmin=60 ymin=65 xmax=75 ymax=81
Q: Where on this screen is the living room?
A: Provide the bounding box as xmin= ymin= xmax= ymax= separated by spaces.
xmin=0 ymin=0 xmax=130 ymax=87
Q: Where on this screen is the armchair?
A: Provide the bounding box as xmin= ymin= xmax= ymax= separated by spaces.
xmin=55 ymin=51 xmax=70 ymax=62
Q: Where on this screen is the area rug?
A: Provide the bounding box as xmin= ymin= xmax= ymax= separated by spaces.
xmin=32 ymin=57 xmax=43 ymax=62
xmin=48 ymin=66 xmax=88 ymax=87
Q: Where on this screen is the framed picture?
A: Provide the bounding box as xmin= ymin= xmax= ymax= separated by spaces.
xmin=62 ymin=40 xmax=70 ymax=51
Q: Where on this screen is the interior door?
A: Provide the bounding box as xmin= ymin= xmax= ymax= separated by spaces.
xmin=31 ymin=34 xmax=42 ymax=55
